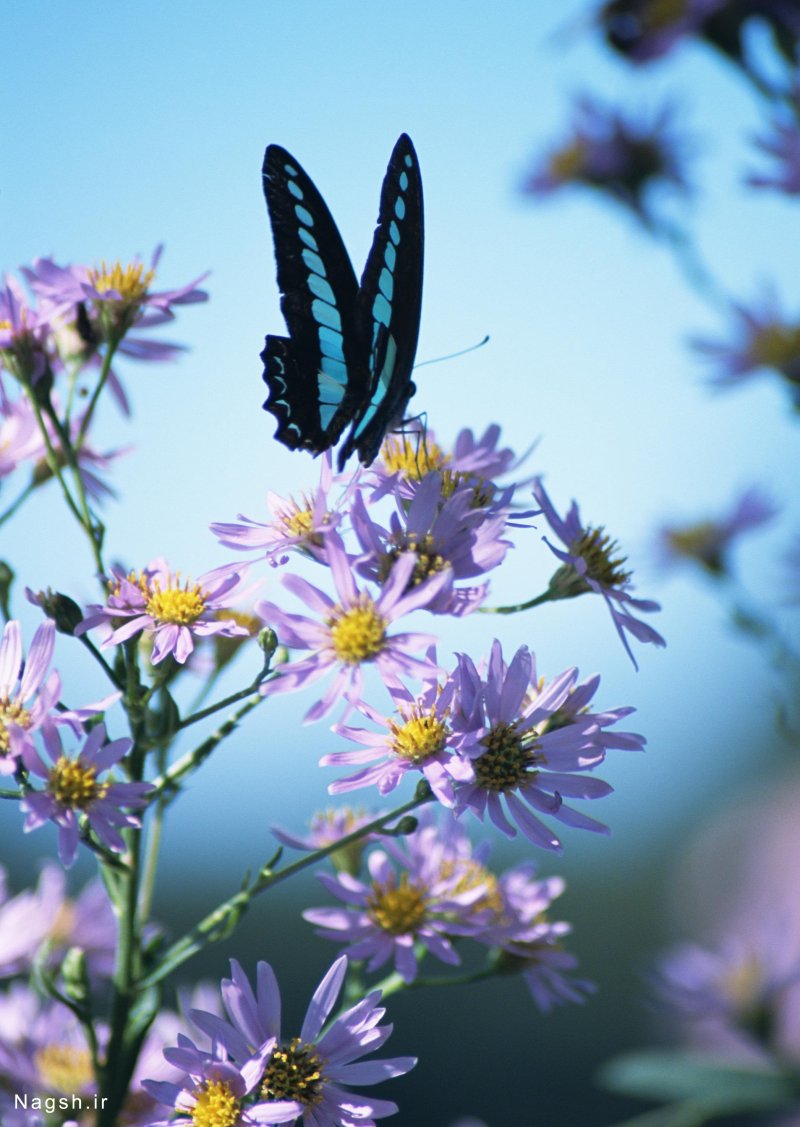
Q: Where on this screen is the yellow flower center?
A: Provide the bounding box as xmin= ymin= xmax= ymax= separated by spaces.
xmin=440 ymin=858 xmax=503 ymax=916
xmin=0 ymin=697 xmax=31 ymax=756
xmin=642 ymin=0 xmax=691 ymax=32
xmin=440 ymin=468 xmax=496 ymax=509
xmin=145 ymin=576 xmax=207 ymax=625
xmin=190 ymin=1079 xmax=241 ymax=1127
xmin=665 ymin=521 xmax=724 ymax=572
xmin=261 ymin=1038 xmax=325 ymax=1105
xmin=381 ymin=434 xmax=448 ymax=480
xmin=34 ymin=1043 xmax=94 ymax=1093
xmin=367 ymin=872 xmax=428 ymax=935
xmin=751 ymin=322 xmax=800 ymax=379
xmin=88 ymin=260 xmax=155 ymax=303
xmin=475 ymin=722 xmax=539 ymax=792
xmin=48 ymin=756 xmax=109 ymax=809
xmin=328 ymin=597 xmax=386 ymax=664
xmin=389 ymin=707 xmax=449 ymax=763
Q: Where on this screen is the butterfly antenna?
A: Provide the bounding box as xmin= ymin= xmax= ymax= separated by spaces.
xmin=413 ymin=334 xmax=490 ymax=370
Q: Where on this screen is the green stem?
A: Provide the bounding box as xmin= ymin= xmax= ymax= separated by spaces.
xmin=76 ymin=338 xmax=118 ymax=452
xmin=41 ymin=397 xmax=106 ymax=575
xmin=138 ymin=744 xmax=168 ymax=924
xmin=139 ymin=786 xmax=434 ymax=989
xmin=177 ymin=671 xmax=272 ymax=732
xmin=23 ymin=385 xmax=84 ymax=526
xmin=78 ymin=633 xmax=125 ymax=692
xmin=480 ymin=590 xmax=553 ymax=615
xmin=148 ymin=692 xmax=265 ymax=802
xmin=372 ymin=965 xmax=496 ymax=1000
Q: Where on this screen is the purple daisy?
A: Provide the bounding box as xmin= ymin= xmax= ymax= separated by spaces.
xmin=78 ymin=557 xmax=249 ymax=665
xmin=257 ymin=529 xmax=448 ymax=722
xmin=0 ymin=387 xmax=43 ymax=478
xmin=211 ymin=452 xmax=347 ymax=568
xmin=452 ymin=640 xmax=616 ymax=852
xmin=147 ymin=955 xmax=415 ymax=1126
xmin=350 ymin=475 xmax=511 ymax=616
xmin=522 ymin=95 xmax=691 ymax=228
xmin=531 ymin=477 xmax=665 ymax=669
xmin=655 ymin=486 xmax=778 ymax=576
xmin=23 ymin=246 xmax=208 ymax=358
xmin=692 ymin=288 xmax=800 ymax=404
xmin=0 ymin=617 xmax=116 ymax=776
xmin=0 ymin=275 xmax=53 ymax=385
xmin=19 ymin=723 xmax=152 ymax=867
xmin=324 ymin=661 xmax=475 ymax=806
xmin=304 ymin=815 xmax=492 ymax=983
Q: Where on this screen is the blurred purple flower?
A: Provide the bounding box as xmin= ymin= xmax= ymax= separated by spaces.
xmin=532 ymin=478 xmax=665 ymax=668
xmin=78 ymin=557 xmax=249 ymax=665
xmin=0 ymin=275 xmax=53 ymax=385
xmin=522 ymin=96 xmax=691 ymax=228
xmin=0 ymin=387 xmax=43 ymax=477
xmin=0 ymin=984 xmax=96 ymax=1103
xmin=146 ymin=956 xmax=415 ymax=1125
xmin=656 ymin=486 xmax=778 ymax=576
xmin=305 ymin=817 xmax=492 ymax=983
xmin=452 ymin=640 xmax=614 ymax=852
xmin=596 ymin=0 xmax=724 ymax=63
xmin=273 ymin=806 xmax=379 ymax=875
xmin=20 ymin=723 xmax=152 ymax=867
xmin=748 ymin=112 xmax=800 ymax=196
xmin=693 ymin=288 xmax=800 ymax=404
xmin=257 ymin=529 xmax=447 ymax=722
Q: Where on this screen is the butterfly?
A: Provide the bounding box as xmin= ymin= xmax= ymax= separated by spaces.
xmin=260 ymin=133 xmax=424 ymax=470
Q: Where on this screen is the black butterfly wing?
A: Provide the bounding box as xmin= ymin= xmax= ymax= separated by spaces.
xmin=261 ymin=144 xmax=369 ymax=453
xmin=337 ymin=133 xmax=424 ymax=469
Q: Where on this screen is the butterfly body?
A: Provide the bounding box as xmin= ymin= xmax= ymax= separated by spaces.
xmin=261 ymin=134 xmax=423 ymax=469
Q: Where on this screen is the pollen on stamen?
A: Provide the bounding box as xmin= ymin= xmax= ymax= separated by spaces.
xmin=261 ymin=1038 xmax=325 ymax=1106
xmin=328 ymin=597 xmax=386 ymax=664
xmin=571 ymin=525 xmax=632 ymax=588
xmin=0 ymin=699 xmax=32 ymax=755
xmin=389 ymin=707 xmax=449 ymax=763
xmin=381 ymin=434 xmax=448 ymax=480
xmin=367 ymin=872 xmax=428 ymax=935
xmin=189 ymin=1078 xmax=242 ymax=1127
xmin=107 ymin=569 xmax=151 ymax=599
xmin=47 ymin=756 xmax=109 ymax=809
xmin=88 ymin=260 xmax=155 ymax=303
xmin=475 ymin=722 xmax=539 ymax=792
xmin=378 ymin=532 xmax=448 ymax=587
xmin=145 ymin=575 xmax=207 ymax=626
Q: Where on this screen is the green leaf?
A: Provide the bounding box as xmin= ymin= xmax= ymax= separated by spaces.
xmin=599 ymin=1049 xmax=795 ymax=1105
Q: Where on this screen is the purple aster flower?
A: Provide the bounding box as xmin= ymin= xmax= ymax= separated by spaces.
xmin=305 ymin=816 xmax=493 ymax=982
xmin=324 ymin=660 xmax=476 ymax=806
xmin=20 ymin=722 xmax=152 ymax=867
xmin=0 ymin=275 xmax=53 ymax=385
xmin=0 ymin=862 xmax=116 ymax=978
xmin=532 ymin=477 xmax=665 ymax=669
xmin=78 ymin=556 xmax=249 ymax=665
xmin=147 ymin=955 xmax=415 ymax=1126
xmin=272 ymin=807 xmax=379 ymax=875
xmin=653 ymin=926 xmax=800 ymax=1064
xmin=0 ymin=617 xmax=115 ymax=776
xmin=452 ymin=640 xmax=615 ymax=852
xmin=656 ymin=486 xmax=778 ymax=576
xmin=0 ymin=387 xmax=43 ymax=478
xmin=0 ymin=984 xmax=97 ymax=1106
xmin=692 ymin=288 xmax=800 ymax=405
xmin=257 ymin=529 xmax=448 ymax=722
xmin=350 ymin=476 xmax=510 ymax=616
xmin=211 ymin=452 xmax=348 ymax=568
xmin=522 ymin=95 xmax=691 ymax=228
xmin=23 ymin=246 xmax=208 ymax=356
xmin=596 ymin=0 xmax=724 ymax=64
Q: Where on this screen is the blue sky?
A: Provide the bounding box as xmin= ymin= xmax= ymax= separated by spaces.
xmin=3 ymin=0 xmax=798 ymax=957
